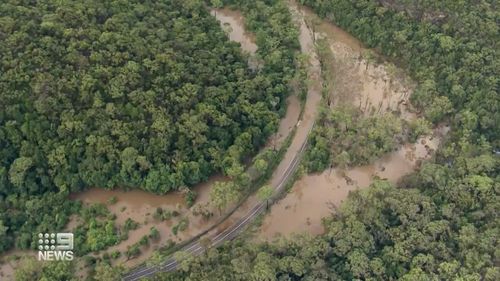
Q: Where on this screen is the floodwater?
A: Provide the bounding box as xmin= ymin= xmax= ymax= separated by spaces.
xmin=260 ymin=125 xmax=449 ymax=239
xmin=0 ymin=7 xmax=307 ymax=278
xmin=0 ymin=249 xmax=34 ymax=281
xmin=0 ymin=262 xmax=14 ymax=281
xmin=211 ymin=8 xmax=258 ymax=55
xmin=212 ymin=7 xmax=300 ymax=150
xmin=300 ymin=5 xmax=416 ymax=118
xmin=69 ymin=176 xmax=224 ymax=271
xmin=0 ymin=176 xmax=230 ymax=281
xmin=69 ymin=177 xmax=214 ymax=226
xmin=258 ymin=2 xmax=443 ymax=240
xmin=269 ymin=1 xmax=322 ymax=187
xmin=197 ymin=0 xmax=324 ymax=244
xmin=85 ymin=8 xmax=301 ymax=269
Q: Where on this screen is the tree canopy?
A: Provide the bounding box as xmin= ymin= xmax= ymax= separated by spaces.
xmin=0 ymin=0 xmax=290 ymax=196
xmin=0 ymin=0 xmax=299 ymax=255
xmin=301 ymin=0 xmax=499 ymax=146
xmin=151 ymin=1 xmax=499 ymax=280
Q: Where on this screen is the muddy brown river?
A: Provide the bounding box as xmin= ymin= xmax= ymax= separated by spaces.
xmin=0 ymin=3 xmax=443 ymax=279
xmin=258 ymin=2 xmax=446 ymax=240
xmin=301 ymin=5 xmax=416 ymax=119
xmin=201 ymin=0 xmax=324 ymax=240
xmin=259 ymin=125 xmax=449 ymax=238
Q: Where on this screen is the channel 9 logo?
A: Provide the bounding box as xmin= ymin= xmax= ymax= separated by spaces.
xmin=37 ymin=232 xmax=74 ymax=261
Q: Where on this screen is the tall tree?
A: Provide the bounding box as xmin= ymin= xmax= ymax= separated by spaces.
xmin=257 ymin=185 xmax=274 ymax=209
xmin=210 ymin=182 xmax=240 ymax=215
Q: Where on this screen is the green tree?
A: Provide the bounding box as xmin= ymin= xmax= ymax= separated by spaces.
xmin=14 ymin=257 xmax=41 ymax=281
xmin=257 ymin=185 xmax=274 ymax=209
xmin=408 ymin=118 xmax=431 ymax=142
xmin=251 ymin=252 xmax=277 ymax=281
xmin=333 ymin=151 xmax=351 ymax=169
xmin=424 ymin=96 xmax=453 ymax=122
xmin=173 ymin=251 xmax=193 ymax=272
xmin=211 ymin=0 xmax=223 ymax=17
xmin=39 ymin=261 xmax=74 ymax=281
xmin=94 ymin=262 xmax=123 ymax=281
xmin=0 ymin=220 xmax=9 ymax=252
xmin=149 ymin=227 xmax=160 ymax=240
xmin=0 ymin=0 xmax=300 ymax=256
xmin=254 ymin=159 xmax=269 ymax=175
xmin=210 ymin=181 xmax=240 ymax=215
xmin=199 ymin=237 xmax=212 ymax=257
xmin=8 ymin=157 xmax=33 ymax=188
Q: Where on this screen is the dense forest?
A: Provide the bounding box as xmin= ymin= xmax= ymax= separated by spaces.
xmin=0 ymin=0 xmax=288 ymax=194
xmin=301 ymin=0 xmax=499 ymax=143
xmin=307 ymin=106 xmax=406 ymax=172
xmin=0 ymin=0 xmax=298 ymax=255
xmin=2 ymin=0 xmax=498 ymax=280
xmin=305 ymin=37 xmax=431 ymax=171
xmin=152 ymin=0 xmax=499 ymax=280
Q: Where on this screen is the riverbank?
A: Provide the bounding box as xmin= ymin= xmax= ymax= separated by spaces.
xmin=258 ymin=2 xmax=447 ymax=240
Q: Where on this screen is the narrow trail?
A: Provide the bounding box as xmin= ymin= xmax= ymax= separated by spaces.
xmin=122 ymin=3 xmax=322 ymax=280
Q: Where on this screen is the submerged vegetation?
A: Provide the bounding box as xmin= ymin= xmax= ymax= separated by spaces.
xmin=153 ymin=0 xmax=499 ymax=280
xmin=301 ymin=0 xmax=499 ymax=144
xmin=307 ymin=106 xmax=404 ymax=171
xmin=0 ymin=0 xmax=298 ymax=256
xmin=0 ymin=0 xmax=498 ymax=280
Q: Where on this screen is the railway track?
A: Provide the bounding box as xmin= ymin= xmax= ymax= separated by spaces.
xmin=122 ymin=125 xmax=312 ymax=281
xmin=123 ymin=3 xmax=320 ymax=279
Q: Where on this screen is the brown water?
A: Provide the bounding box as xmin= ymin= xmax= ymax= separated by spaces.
xmin=62 ymin=8 xmax=301 ymax=271
xmin=67 ymin=8 xmax=302 ymax=269
xmin=212 ymin=7 xmax=301 ymax=150
xmin=68 ymin=176 xmax=225 ymax=270
xmin=0 ymin=3 xmax=431 ymax=277
xmin=191 ymin=0 xmax=325 ymax=246
xmin=269 ymin=1 xmax=322 ymax=187
xmin=0 ymin=8 xmax=305 ymax=276
xmin=69 ymin=176 xmax=215 ymax=225
xmin=211 ymin=8 xmax=258 ymax=55
xmin=260 ymin=125 xmax=449 ymax=239
xmin=30 ymin=9 xmax=296 ymax=275
xmin=300 ymin=5 xmax=416 ymax=119
xmin=0 ymin=249 xmax=35 ymax=281
xmin=0 ymin=176 xmax=228 ymax=280
xmin=258 ymin=2 xmax=443 ymax=240
xmin=0 ymin=262 xmax=14 ymax=281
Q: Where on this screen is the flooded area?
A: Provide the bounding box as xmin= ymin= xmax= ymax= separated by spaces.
xmin=211 ymin=8 xmax=257 ymax=55
xmin=0 ymin=262 xmax=14 ymax=280
xmin=278 ymin=96 xmax=301 ymax=146
xmin=266 ymin=95 xmax=301 ymax=150
xmin=195 ymin=0 xmax=324 ymax=246
xmin=0 ymin=250 xmax=35 ymax=280
xmin=70 ymin=180 xmax=211 ymax=227
xmin=0 ymin=3 xmax=440 ymax=279
xmin=212 ymin=7 xmax=300 ymax=151
xmin=301 ymin=5 xmax=416 ymax=119
xmin=0 ymin=174 xmax=221 ymax=277
xmin=260 ymin=125 xmax=449 ymax=239
xmin=68 ymin=176 xmax=228 ymax=273
xmin=0 ymin=8 xmax=301 ymax=279
xmin=269 ymin=1 xmax=322 ymax=186
xmin=258 ymin=2 xmax=444 ymax=240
